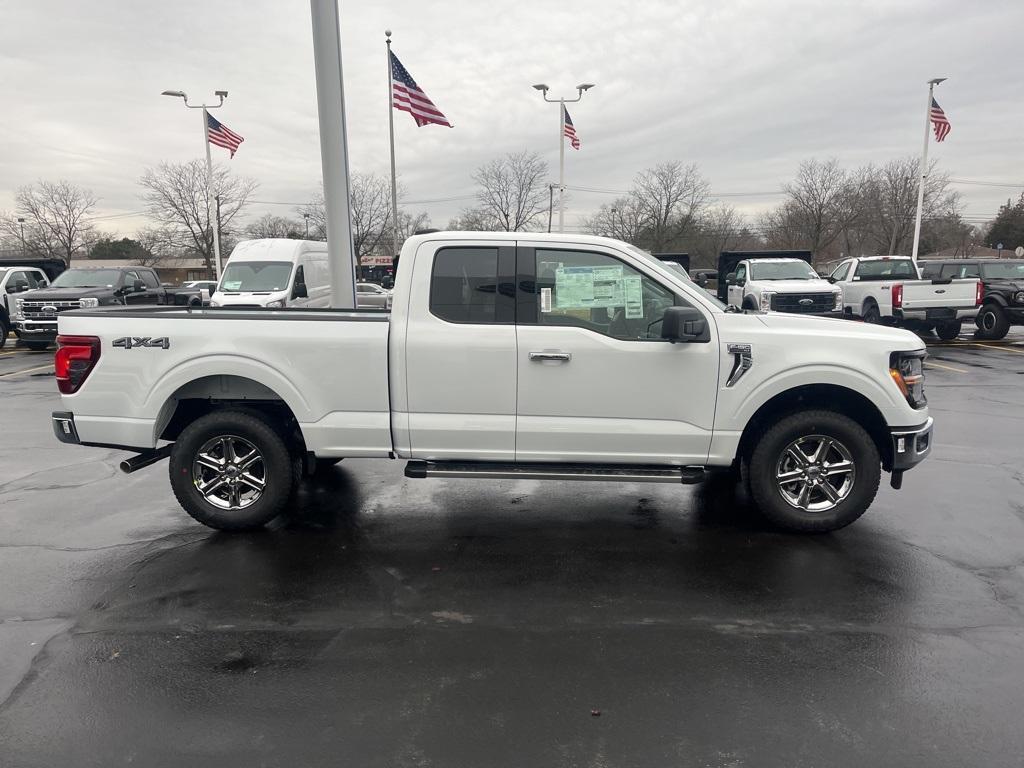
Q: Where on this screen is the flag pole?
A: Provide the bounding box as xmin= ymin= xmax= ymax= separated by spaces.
xmin=386 ymin=30 xmax=400 ymax=260
xmin=558 ymin=101 xmax=566 ymax=233
xmin=202 ymin=107 xmax=223 ymax=279
xmin=910 ymin=78 xmax=945 ymax=262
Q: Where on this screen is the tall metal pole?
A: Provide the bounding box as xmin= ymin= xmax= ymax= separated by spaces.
xmin=201 ymin=107 xmax=223 ymax=279
xmin=310 ymin=0 xmax=357 ymax=308
xmin=386 ymin=30 xmax=400 ymax=259
xmin=17 ymin=218 xmax=25 ymax=257
xmin=558 ymin=100 xmax=566 ymax=233
xmin=911 ymin=79 xmax=944 ymax=262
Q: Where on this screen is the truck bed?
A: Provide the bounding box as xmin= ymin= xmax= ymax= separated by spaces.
xmin=57 ymin=306 xmax=393 ymax=455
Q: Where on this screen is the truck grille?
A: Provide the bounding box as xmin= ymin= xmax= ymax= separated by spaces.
xmin=770 ymin=293 xmax=834 ymax=314
xmin=20 ymin=300 xmax=81 ymax=320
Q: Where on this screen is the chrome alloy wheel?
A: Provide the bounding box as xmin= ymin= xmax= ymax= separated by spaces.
xmin=192 ymin=435 xmax=267 ymax=510
xmin=775 ymin=435 xmax=855 ymax=512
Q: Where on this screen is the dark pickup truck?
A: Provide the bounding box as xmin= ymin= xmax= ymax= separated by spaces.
xmin=920 ymin=258 xmax=1024 ymax=340
xmin=12 ymin=265 xmax=201 ymax=349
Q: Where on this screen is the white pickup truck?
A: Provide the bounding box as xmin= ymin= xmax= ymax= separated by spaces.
xmin=828 ymin=255 xmax=982 ymax=340
xmin=50 ymin=233 xmax=933 ymax=534
xmin=725 ymin=257 xmax=842 ymax=315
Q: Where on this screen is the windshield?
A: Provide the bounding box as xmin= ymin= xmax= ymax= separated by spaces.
xmin=854 ymin=259 xmax=918 ymax=280
xmin=0 ymin=269 xmax=8 ymax=283
xmin=750 ymin=261 xmax=817 ymax=280
xmin=981 ymin=262 xmax=1024 ymax=280
xmin=219 ymin=261 xmax=293 ymax=292
xmin=50 ymin=269 xmax=123 ymax=288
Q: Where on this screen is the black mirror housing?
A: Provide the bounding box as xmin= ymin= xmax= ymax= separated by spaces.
xmin=292 ymin=281 xmax=308 ymax=299
xmin=661 ymin=306 xmax=711 ymax=343
xmin=133 ymin=279 xmax=146 ymax=292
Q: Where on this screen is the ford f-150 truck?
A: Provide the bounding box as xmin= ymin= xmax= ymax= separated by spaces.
xmin=828 ymin=256 xmax=982 ymax=340
xmin=13 ymin=266 xmax=202 ymax=349
xmin=50 ymin=233 xmax=933 ymax=534
xmin=725 ymin=257 xmax=842 ymax=315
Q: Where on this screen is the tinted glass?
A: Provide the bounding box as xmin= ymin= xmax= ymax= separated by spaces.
xmin=535 ymin=249 xmax=676 ymax=340
xmin=219 ymin=261 xmax=293 ymax=292
xmin=919 ymin=262 xmax=940 ymax=278
xmin=980 ymin=262 xmax=1024 ymax=279
xmin=750 ymin=261 xmax=817 ymax=280
xmin=735 ymin=264 xmax=746 ymax=281
xmin=430 ymin=247 xmax=499 ymax=323
xmin=854 ymin=259 xmax=917 ymax=279
xmin=142 ymin=270 xmax=160 ymax=289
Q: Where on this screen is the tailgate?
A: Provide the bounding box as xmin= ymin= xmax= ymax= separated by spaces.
xmin=901 ymin=279 xmax=979 ymax=311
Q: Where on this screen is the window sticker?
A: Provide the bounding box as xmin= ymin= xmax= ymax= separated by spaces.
xmin=554 ymin=265 xmax=628 ymax=310
xmin=540 ymin=287 xmax=552 ymax=313
xmin=623 ymin=275 xmax=644 ymax=319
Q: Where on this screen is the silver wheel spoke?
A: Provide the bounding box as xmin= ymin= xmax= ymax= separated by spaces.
xmin=785 ymin=447 xmax=810 ymax=468
xmin=796 ymin=482 xmax=812 ymax=508
xmin=811 ymin=438 xmax=833 ymax=463
xmin=227 ymin=484 xmax=242 ymax=508
xmin=195 ymin=453 xmax=223 ymax=473
xmin=238 ymin=452 xmax=261 ymax=472
xmin=221 ymin=437 xmax=237 ymax=464
xmin=824 ymin=460 xmax=853 ymax=477
xmin=198 ymin=475 xmax=227 ymax=497
xmin=238 ymin=472 xmax=265 ymax=492
xmin=777 ymin=468 xmax=804 ymax=483
xmin=820 ymin=481 xmax=840 ymax=503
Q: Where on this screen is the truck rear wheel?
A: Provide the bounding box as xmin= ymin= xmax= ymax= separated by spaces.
xmin=745 ymin=409 xmax=880 ymax=533
xmin=0 ymin=318 xmax=8 ymax=349
xmin=975 ymin=304 xmax=1009 ymax=340
xmin=935 ymin=320 xmax=962 ymax=341
xmin=862 ymin=302 xmax=881 ymax=324
xmin=169 ymin=410 xmax=296 ymax=531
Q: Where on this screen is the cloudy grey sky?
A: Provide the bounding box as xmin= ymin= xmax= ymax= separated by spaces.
xmin=1 ymin=0 xmax=1021 ymax=238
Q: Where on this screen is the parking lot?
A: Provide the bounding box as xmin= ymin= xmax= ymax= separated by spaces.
xmin=2 ymin=329 xmax=1023 ymax=767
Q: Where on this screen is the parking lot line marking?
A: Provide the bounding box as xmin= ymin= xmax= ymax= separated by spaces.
xmin=967 ymin=342 xmax=1024 ymax=355
xmin=925 ymin=360 xmax=968 ymax=373
xmin=0 ymin=364 xmax=54 ymax=379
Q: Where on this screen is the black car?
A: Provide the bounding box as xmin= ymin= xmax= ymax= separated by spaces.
xmin=13 ymin=266 xmax=201 ymax=350
xmin=919 ymin=259 xmax=1024 ymax=340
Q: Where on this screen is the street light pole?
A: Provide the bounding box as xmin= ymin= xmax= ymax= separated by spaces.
xmin=161 ymin=89 xmax=229 ymax=279
xmin=17 ymin=217 xmax=25 ymax=257
xmin=303 ymin=212 xmax=310 ymax=238
xmin=910 ymin=77 xmax=946 ymax=263
xmin=532 ymin=82 xmax=595 ymax=233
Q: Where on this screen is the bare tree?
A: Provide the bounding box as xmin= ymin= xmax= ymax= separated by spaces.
xmin=246 ymin=214 xmax=303 ymax=240
xmin=472 ymin=151 xmax=550 ymax=231
xmin=12 ymin=180 xmax=98 ymax=266
xmin=779 ymin=158 xmax=866 ymax=258
xmin=631 ymin=162 xmax=711 ymax=252
xmin=297 ymin=173 xmax=404 ymax=263
xmin=688 ymin=205 xmax=754 ymax=269
xmin=448 ymin=208 xmax=501 ymax=231
xmin=584 ymin=196 xmax=648 ymax=244
xmin=860 ymin=157 xmax=958 ymax=255
xmin=139 ymin=160 xmax=257 ymax=275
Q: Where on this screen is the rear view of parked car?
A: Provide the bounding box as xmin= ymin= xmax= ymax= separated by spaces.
xmin=920 ymin=259 xmax=1024 ymax=340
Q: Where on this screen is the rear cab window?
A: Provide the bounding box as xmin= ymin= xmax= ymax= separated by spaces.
xmin=429 ymin=247 xmax=513 ymax=324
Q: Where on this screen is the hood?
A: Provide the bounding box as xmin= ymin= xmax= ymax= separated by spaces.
xmin=753 ymin=278 xmax=837 ymax=293
xmin=751 ymin=310 xmax=921 ymax=348
xmin=19 ymin=286 xmax=116 ymax=301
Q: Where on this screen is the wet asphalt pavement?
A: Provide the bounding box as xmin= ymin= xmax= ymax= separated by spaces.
xmin=1 ymin=333 xmax=1023 ymax=767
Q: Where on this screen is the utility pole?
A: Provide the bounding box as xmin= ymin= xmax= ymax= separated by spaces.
xmin=532 ymin=82 xmax=595 ymax=233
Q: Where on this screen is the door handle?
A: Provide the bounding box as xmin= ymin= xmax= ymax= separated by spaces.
xmin=529 ymin=351 xmax=572 ymax=362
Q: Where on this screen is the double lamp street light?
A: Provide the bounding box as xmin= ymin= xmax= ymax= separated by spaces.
xmin=160 ymin=88 xmax=230 ymax=279
xmin=533 ymin=82 xmax=595 ymax=233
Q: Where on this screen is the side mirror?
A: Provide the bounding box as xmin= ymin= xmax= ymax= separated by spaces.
xmin=9 ymin=281 xmax=29 ymax=293
xmin=292 ymin=281 xmax=308 ymax=299
xmin=725 ymin=272 xmax=736 ymax=285
xmin=696 ymin=274 xmax=708 ymax=287
xmin=133 ymin=279 xmax=146 ymax=293
xmin=827 ymin=276 xmax=836 ymax=283
xmin=661 ymin=306 xmax=710 ymax=343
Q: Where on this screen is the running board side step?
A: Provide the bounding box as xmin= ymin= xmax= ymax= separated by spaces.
xmin=405 ymin=460 xmax=705 ymax=484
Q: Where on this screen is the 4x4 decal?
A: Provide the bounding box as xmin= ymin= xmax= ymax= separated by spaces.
xmin=113 ymin=337 xmax=170 ymax=350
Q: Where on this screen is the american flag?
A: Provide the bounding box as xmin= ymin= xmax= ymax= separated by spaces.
xmin=390 ymin=51 xmax=452 ymax=128
xmin=563 ymin=105 xmax=580 ymax=150
xmin=207 ymin=113 xmax=244 ymax=157
xmin=930 ymin=98 xmax=951 ymax=142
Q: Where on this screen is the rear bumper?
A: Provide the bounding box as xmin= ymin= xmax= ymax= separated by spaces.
xmin=52 ymin=411 xmax=80 ymax=444
xmin=51 ymin=410 xmax=155 ymax=450
xmin=890 ymin=418 xmax=933 ymax=471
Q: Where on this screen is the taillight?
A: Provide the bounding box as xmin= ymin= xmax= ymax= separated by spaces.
xmin=976 ymin=281 xmax=984 ymax=307
xmin=891 ymin=284 xmax=903 ymax=309
xmin=55 ymin=335 xmax=100 ymax=395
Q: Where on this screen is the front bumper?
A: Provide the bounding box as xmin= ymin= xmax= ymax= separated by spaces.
xmin=14 ymin=319 xmax=58 ymax=341
xmin=890 ymin=417 xmax=933 ymax=471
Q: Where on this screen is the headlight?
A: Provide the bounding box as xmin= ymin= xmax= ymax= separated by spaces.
xmin=833 ymin=290 xmax=843 ymax=312
xmin=79 ymin=298 xmax=99 ymax=308
xmin=1014 ymin=291 xmax=1024 ymax=304
xmin=889 ymin=351 xmax=927 ymax=409
xmin=13 ymin=297 xmax=24 ymax=321
xmin=265 ymin=299 xmax=284 ymax=308
xmin=759 ymin=291 xmax=774 ymax=312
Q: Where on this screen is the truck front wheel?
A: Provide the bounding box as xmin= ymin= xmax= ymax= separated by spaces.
xmin=169 ymin=410 xmax=297 ymax=531
xmin=745 ymin=410 xmax=880 ymax=533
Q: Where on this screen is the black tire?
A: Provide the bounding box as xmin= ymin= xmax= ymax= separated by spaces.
xmin=745 ymin=409 xmax=881 ymax=533
xmin=0 ymin=318 xmax=8 ymax=350
xmin=935 ymin=320 xmax=962 ymax=341
xmin=975 ymin=303 xmax=1010 ymax=340
xmin=742 ymin=298 xmax=758 ymax=311
xmin=24 ymin=341 xmax=50 ymax=351
xmin=169 ymin=410 xmax=296 ymax=531
xmin=862 ymin=302 xmax=881 ymax=324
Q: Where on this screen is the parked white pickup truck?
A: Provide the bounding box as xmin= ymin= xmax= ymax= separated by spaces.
xmin=828 ymin=256 xmax=982 ymax=340
xmin=50 ymin=233 xmax=933 ymax=533
xmin=725 ymin=257 xmax=842 ymax=315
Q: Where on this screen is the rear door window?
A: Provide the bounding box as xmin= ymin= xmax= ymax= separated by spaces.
xmin=141 ymin=270 xmax=160 ymax=289
xmin=430 ymin=247 xmax=505 ymax=324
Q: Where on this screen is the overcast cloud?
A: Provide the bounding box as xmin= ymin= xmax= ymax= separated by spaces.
xmin=1 ymin=0 xmax=1021 ymax=238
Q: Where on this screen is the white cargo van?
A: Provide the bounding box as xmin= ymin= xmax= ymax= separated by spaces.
xmin=210 ymin=239 xmax=331 ymax=309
